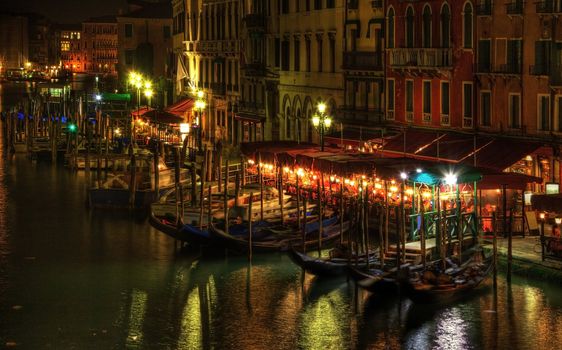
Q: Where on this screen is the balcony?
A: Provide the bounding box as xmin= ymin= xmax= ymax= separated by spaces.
xmin=343 ymin=51 xmax=383 ymax=71
xmin=506 ymin=2 xmax=524 ymax=15
xmin=242 ymin=62 xmax=267 ymax=77
xmin=211 ymin=82 xmax=226 ymax=96
xmin=243 ymin=14 xmax=266 ymax=30
xmin=476 ymin=3 xmax=492 ymax=16
xmin=184 ymin=40 xmax=240 ymax=54
xmin=370 ymin=0 xmax=383 ymax=9
xmin=529 ymin=64 xmax=549 ymax=76
xmin=476 ymin=62 xmax=492 ymax=73
xmin=496 ymin=63 xmax=522 ymax=74
xmin=536 ymin=1 xmax=554 ymax=13
xmin=389 ymin=48 xmax=452 ymax=70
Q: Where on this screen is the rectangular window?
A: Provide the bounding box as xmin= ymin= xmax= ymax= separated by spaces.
xmin=478 ymin=40 xmax=491 ymax=72
xmin=557 ymin=96 xmax=562 ymax=132
xmin=463 ymin=83 xmax=473 ymax=128
xmin=480 ymin=91 xmax=491 ymax=126
xmin=406 ymin=80 xmax=414 ymax=122
xmin=441 ymin=81 xmax=450 ymax=125
xmin=423 ymin=81 xmax=431 ymax=123
xmin=306 ymin=39 xmax=311 ymax=72
xmin=317 ymin=37 xmax=323 ymax=72
xmin=326 ymin=0 xmax=335 ymax=8
xmin=281 ymin=0 xmax=289 ymax=14
xmin=315 ymin=0 xmax=322 ymax=10
xmin=507 ymin=39 xmax=522 ymax=73
xmin=387 ymin=79 xmax=395 ymax=120
xmin=538 ymin=95 xmax=551 ymax=131
xmin=163 ymin=25 xmax=171 ymax=39
xmin=125 ymin=23 xmax=133 ymax=38
xmin=329 ymin=36 xmax=335 ymax=73
xmin=509 ymin=94 xmax=521 ymax=128
xmin=534 ymin=41 xmax=551 ymax=75
xmin=275 ymin=38 xmax=280 ymax=68
xmin=294 ymin=39 xmax=300 ymax=71
xmin=125 ymin=49 xmax=134 ymax=65
xmin=281 ymin=40 xmax=290 ymax=71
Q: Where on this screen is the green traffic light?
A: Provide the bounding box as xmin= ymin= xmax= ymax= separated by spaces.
xmin=68 ymin=123 xmax=77 ymax=133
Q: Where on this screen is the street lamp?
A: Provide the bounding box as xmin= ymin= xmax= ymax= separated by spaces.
xmin=311 ymin=102 xmax=332 ymax=151
xmin=193 ymin=89 xmax=206 ymax=151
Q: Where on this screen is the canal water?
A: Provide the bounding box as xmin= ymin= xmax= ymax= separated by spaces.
xmin=1 ymin=83 xmax=562 ymax=349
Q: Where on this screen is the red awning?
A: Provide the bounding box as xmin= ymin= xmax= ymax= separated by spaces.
xmin=381 ymin=129 xmax=544 ymax=171
xmin=131 ymin=106 xmax=154 ymax=117
xmin=478 ymin=171 xmax=543 ymax=190
xmin=144 ymin=110 xmax=184 ymax=124
xmin=165 ymin=98 xmax=193 ymax=117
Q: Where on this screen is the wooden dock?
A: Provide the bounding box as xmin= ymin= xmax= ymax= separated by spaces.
xmin=387 ymin=236 xmax=475 ymax=264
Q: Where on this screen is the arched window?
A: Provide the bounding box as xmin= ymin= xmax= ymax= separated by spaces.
xmin=406 ymin=7 xmax=414 ymax=48
xmin=441 ymin=3 xmax=450 ymax=48
xmin=422 ymin=5 xmax=432 ymax=48
xmin=285 ymin=107 xmax=291 ymax=139
xmin=387 ymin=7 xmax=395 ymax=49
xmin=463 ymin=2 xmax=473 ymax=49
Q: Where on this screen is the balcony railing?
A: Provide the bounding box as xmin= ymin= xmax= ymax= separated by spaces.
xmin=406 ymin=111 xmax=414 ymax=122
xmin=506 ymin=2 xmax=524 ymax=15
xmin=185 ymin=40 xmax=239 ymax=54
xmin=243 ymin=14 xmax=266 ymax=29
xmin=476 ymin=3 xmax=492 ymax=15
xmin=529 ymin=64 xmax=549 ymax=76
xmin=496 ymin=63 xmax=522 ymax=74
xmin=343 ymin=51 xmax=383 ymax=71
xmin=242 ymin=62 xmax=267 ymax=77
xmin=370 ymin=0 xmax=383 ymax=9
xmin=389 ymin=48 xmax=452 ymax=69
xmin=476 ymin=62 xmax=491 ymax=73
xmin=536 ymin=1 xmax=554 ymax=13
xmin=211 ymin=82 xmax=226 ymax=96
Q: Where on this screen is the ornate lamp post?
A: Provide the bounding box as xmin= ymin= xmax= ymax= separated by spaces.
xmin=193 ymin=89 xmax=206 ymax=151
xmin=311 ymin=102 xmax=332 ymax=151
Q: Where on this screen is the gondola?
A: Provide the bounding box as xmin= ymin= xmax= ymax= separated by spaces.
xmin=399 ymin=252 xmax=493 ymax=304
xmin=347 ymin=265 xmax=400 ymax=295
xmin=288 ymin=247 xmax=380 ymax=278
xmin=209 ymin=215 xmax=347 ymax=254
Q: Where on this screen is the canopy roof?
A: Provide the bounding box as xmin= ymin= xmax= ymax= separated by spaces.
xmin=408 ymin=164 xmax=482 ymax=185
xmin=478 ymin=171 xmax=543 ymax=190
xmin=165 ymin=98 xmax=193 ymax=117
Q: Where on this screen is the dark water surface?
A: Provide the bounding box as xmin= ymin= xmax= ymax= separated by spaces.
xmin=1 ymin=83 xmax=562 ymax=349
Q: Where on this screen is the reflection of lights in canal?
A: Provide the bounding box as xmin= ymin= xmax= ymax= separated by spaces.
xmin=126 ymin=289 xmax=147 ymax=346
xmin=299 ymin=291 xmax=348 ymax=350
xmin=178 ymin=286 xmax=202 ymax=349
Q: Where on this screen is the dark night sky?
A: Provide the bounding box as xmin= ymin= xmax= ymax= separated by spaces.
xmin=1 ymin=0 xmax=129 ymax=23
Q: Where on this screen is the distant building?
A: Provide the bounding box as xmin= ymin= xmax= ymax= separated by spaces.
xmin=27 ymin=13 xmax=54 ymax=68
xmin=82 ymin=16 xmax=118 ymax=75
xmin=0 ymin=13 xmax=29 ymax=70
xmin=116 ymin=2 xmax=173 ymax=79
xmin=58 ymin=24 xmax=84 ymax=72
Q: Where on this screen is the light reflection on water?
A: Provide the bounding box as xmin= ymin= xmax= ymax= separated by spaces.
xmin=1 ymin=82 xmax=562 ymax=349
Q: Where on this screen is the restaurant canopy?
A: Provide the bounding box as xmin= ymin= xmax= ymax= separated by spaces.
xmin=131 ymin=106 xmax=154 ymax=118
xmin=165 ymin=98 xmax=193 ymax=117
xmin=143 ymin=110 xmax=184 ymax=124
xmin=478 ymin=171 xmax=543 ymax=190
xmin=408 ymin=164 xmax=482 ymax=185
xmin=382 ymin=129 xmax=544 ymax=171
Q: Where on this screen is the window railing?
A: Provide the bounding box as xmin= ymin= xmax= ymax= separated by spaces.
xmin=423 ymin=113 xmax=431 ymax=123
xmin=476 ymin=2 xmax=492 ymax=15
xmin=389 ymin=48 xmax=452 ymax=68
xmin=343 ymin=51 xmax=383 ymax=71
xmin=441 ymin=114 xmax=450 ymax=125
xmin=476 ymin=62 xmax=491 ymax=73
xmin=370 ymin=0 xmax=383 ymax=9
xmin=529 ymin=64 xmax=549 ymax=76
xmin=506 ymin=2 xmax=524 ymax=15
xmin=386 ymin=110 xmax=395 ymax=120
xmin=406 ymin=111 xmax=414 ymax=122
xmin=497 ymin=63 xmax=522 ymax=74
xmin=536 ymin=0 xmax=554 ymax=13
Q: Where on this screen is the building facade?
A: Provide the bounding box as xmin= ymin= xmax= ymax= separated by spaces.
xmin=475 ymin=0 xmax=562 ymax=184
xmin=385 ymin=0 xmax=475 ymax=129
xmin=278 ymin=0 xmax=345 ymax=144
xmin=0 ymin=13 xmax=29 ymax=70
xmin=59 ymin=25 xmax=84 ymax=73
xmin=82 ymin=16 xmax=118 ymax=75
xmin=183 ymin=0 xmax=242 ymax=144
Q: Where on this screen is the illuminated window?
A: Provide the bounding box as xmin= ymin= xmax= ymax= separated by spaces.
xmin=61 ymin=41 xmax=70 ymax=51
